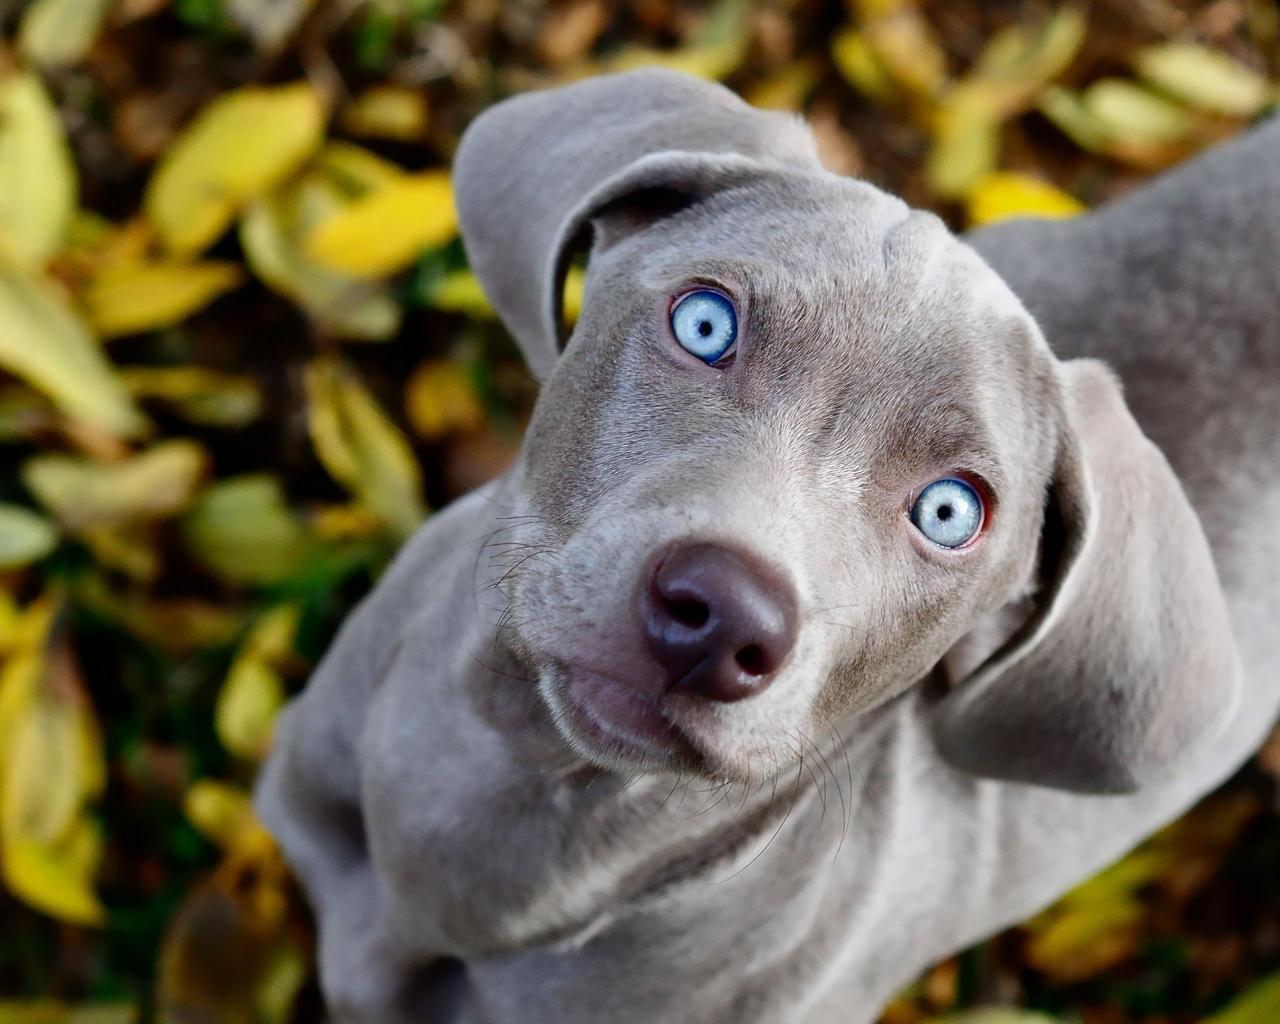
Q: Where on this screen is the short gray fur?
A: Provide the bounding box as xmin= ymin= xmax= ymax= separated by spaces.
xmin=256 ymin=69 xmax=1280 ymax=1023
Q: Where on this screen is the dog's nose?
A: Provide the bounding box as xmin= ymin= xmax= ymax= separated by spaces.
xmin=644 ymin=544 xmax=798 ymax=702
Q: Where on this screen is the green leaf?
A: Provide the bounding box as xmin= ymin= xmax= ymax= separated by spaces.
xmin=17 ymin=0 xmax=117 ymax=68
xmin=182 ymin=475 xmax=314 ymax=587
xmin=1203 ymin=971 xmax=1280 ymax=1024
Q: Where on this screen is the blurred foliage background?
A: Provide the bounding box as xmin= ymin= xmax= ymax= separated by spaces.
xmin=0 ymin=0 xmax=1277 ymax=1020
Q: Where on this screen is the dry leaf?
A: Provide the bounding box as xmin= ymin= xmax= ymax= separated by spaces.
xmin=0 ymin=74 xmax=77 ymax=272
xmin=863 ymin=4 xmax=949 ymax=101
xmin=341 ymin=85 xmax=428 ymax=142
xmin=1082 ymin=79 xmax=1192 ymax=145
xmin=1135 ymin=42 xmax=1273 ymax=117
xmin=966 ymin=171 xmax=1085 ymax=227
xmin=146 ymin=82 xmax=325 ymax=258
xmin=302 ymin=171 xmax=456 ymax=279
xmin=429 ymin=269 xmax=495 ymax=318
xmin=538 ymin=0 xmax=609 ymax=65
xmin=83 ymin=260 xmax=243 ymax=338
xmin=404 ymin=359 xmax=485 ymax=441
xmin=1203 ymin=970 xmax=1280 ymax=1024
xmin=0 ymin=265 xmax=146 ymax=438
xmin=926 ymin=83 xmax=1002 ymax=199
xmin=23 ymin=438 xmax=207 ymax=530
xmin=225 ymin=0 xmax=316 ymax=51
xmin=607 ymin=0 xmax=751 ymax=81
xmin=0 ymin=504 xmax=58 ymax=569
xmin=181 ymin=474 xmax=314 ymax=587
xmin=305 ymin=357 xmax=426 ymax=539
xmin=0 ymin=1001 xmax=136 ymax=1023
xmin=184 ymin=780 xmax=255 ymax=851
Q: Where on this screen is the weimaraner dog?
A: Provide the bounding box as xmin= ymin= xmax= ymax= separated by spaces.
xmin=256 ymin=69 xmax=1280 ymax=1023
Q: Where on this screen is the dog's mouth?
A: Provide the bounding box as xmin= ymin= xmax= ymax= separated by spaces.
xmin=542 ymin=666 xmax=704 ymax=772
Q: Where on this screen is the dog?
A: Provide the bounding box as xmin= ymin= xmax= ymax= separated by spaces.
xmin=256 ymin=69 xmax=1280 ymax=1023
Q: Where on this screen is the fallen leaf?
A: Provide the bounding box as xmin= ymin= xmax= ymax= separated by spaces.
xmin=1135 ymin=42 xmax=1273 ymax=117
xmin=121 ymin=366 xmax=262 ymax=428
xmin=17 ymin=0 xmax=116 ymax=68
xmin=745 ymin=57 xmax=824 ymax=110
xmin=863 ymin=4 xmax=949 ymax=100
xmin=1082 ymin=79 xmax=1192 ymax=145
xmin=145 ymin=82 xmax=325 ymax=258
xmin=340 ymin=85 xmax=428 ymax=142
xmin=302 ymin=171 xmax=456 ymax=279
xmin=537 ymin=0 xmax=609 ymax=65
xmin=305 ymin=357 xmax=426 ymax=539
xmin=1037 ymin=85 xmax=1112 ymax=152
xmin=931 ymin=1011 xmax=1058 ymax=1024
xmin=429 ymin=269 xmax=495 ymax=319
xmin=966 ymin=171 xmax=1086 ymax=227
xmin=315 ymin=141 xmax=407 ymax=198
xmin=83 ymin=260 xmax=243 ymax=338
xmin=215 ymin=657 xmax=284 ymax=760
xmin=78 ymin=522 xmax=159 ymax=581
xmin=926 ymin=82 xmax=1002 ymax=199
xmin=974 ymin=6 xmax=1087 ymax=116
xmin=240 ymin=194 xmax=402 ymax=341
xmin=181 ymin=474 xmax=314 ymax=587
xmin=225 ymin=0 xmax=316 ymax=51
xmin=607 ymin=0 xmax=751 ymax=81
xmin=183 ymin=780 xmax=256 ymax=851
xmin=0 ymin=504 xmax=58 ymax=569
xmin=0 ymin=1001 xmax=136 ymax=1023
xmin=831 ymin=28 xmax=895 ymax=103
xmin=0 ymin=74 xmax=77 ymax=273
xmin=1203 ymin=970 xmax=1280 ymax=1024
xmin=23 ymin=438 xmax=207 ymax=531
xmin=0 ymin=266 xmax=146 ymax=437
xmin=404 ymin=359 xmax=486 ymax=440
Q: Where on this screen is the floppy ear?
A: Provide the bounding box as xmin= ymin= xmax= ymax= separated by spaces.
xmin=452 ymin=68 xmax=820 ymax=380
xmin=934 ymin=359 xmax=1240 ymax=794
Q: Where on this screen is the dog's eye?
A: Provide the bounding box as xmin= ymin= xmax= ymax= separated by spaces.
xmin=671 ymin=290 xmax=737 ymax=363
xmin=910 ymin=478 xmax=984 ymax=548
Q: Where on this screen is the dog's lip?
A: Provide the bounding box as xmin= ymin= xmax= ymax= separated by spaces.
xmin=558 ymin=668 xmax=698 ymax=762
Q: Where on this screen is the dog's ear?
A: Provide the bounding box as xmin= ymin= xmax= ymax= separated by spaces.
xmin=934 ymin=359 xmax=1240 ymax=794
xmin=452 ymin=68 xmax=820 ymax=380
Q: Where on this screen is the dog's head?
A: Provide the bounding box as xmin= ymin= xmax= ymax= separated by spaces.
xmin=455 ymin=69 xmax=1239 ymax=793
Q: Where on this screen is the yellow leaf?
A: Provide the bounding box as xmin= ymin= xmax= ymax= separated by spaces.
xmin=831 ymin=28 xmax=895 ymax=102
xmin=17 ymin=0 xmax=116 ymax=68
xmin=926 ymin=82 xmax=1001 ymax=199
xmin=183 ymin=779 xmax=256 ymax=851
xmin=0 ymin=504 xmax=58 ymax=569
xmin=255 ymin=941 xmax=309 ymax=1024
xmin=309 ymin=503 xmax=383 ymax=540
xmin=1135 ymin=42 xmax=1273 ymax=117
xmin=608 ymin=37 xmax=750 ymax=81
xmin=305 ymin=357 xmax=426 ymax=539
xmin=1082 ymin=79 xmax=1192 ymax=145
xmin=1204 ymin=971 xmax=1280 ymax=1024
xmin=303 ymin=171 xmax=457 ymax=279
xmin=745 ymin=58 xmax=824 ymax=111
xmin=864 ymin=6 xmax=949 ymax=101
xmin=145 ymin=82 xmax=325 ymax=258
xmin=216 ymin=657 xmax=284 ymax=760
xmin=72 ymin=574 xmax=247 ymax=655
xmin=429 ymin=269 xmax=495 ymax=319
xmin=121 ymin=366 xmax=262 ymax=428
xmin=240 ymin=196 xmax=401 ymax=341
xmin=3 ymin=689 xmax=84 ymax=847
xmin=83 ymin=261 xmax=243 ymax=339
xmin=1023 ymin=898 xmax=1144 ymax=982
xmin=315 ymin=141 xmax=407 ymax=198
xmin=404 ymin=359 xmax=486 ymax=441
xmin=341 ymin=85 xmax=428 ymax=142
xmin=241 ymin=603 xmax=300 ymax=665
xmin=966 ymin=171 xmax=1085 ymax=228
xmin=973 ymin=6 xmax=1087 ymax=115
xmin=78 ymin=522 xmax=158 ymax=582
xmin=0 ymin=74 xmax=77 ymax=271
xmin=3 ymin=834 xmax=105 ymax=926
xmin=181 ymin=475 xmax=313 ymax=587
xmin=23 ymin=438 xmax=207 ymax=530
xmin=0 ymin=1001 xmax=136 ymax=1024
xmin=0 ymin=266 xmax=146 ymax=437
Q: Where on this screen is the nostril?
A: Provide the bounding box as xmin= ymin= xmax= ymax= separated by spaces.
xmin=666 ymin=597 xmax=710 ymax=628
xmin=735 ymin=645 xmax=767 ymax=675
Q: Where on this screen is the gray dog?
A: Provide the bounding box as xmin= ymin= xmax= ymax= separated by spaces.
xmin=256 ymin=69 xmax=1280 ymax=1023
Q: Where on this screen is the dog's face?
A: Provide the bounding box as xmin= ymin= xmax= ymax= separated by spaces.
xmin=455 ymin=69 xmax=1238 ymax=793
xmin=499 ymin=175 xmax=1058 ymax=781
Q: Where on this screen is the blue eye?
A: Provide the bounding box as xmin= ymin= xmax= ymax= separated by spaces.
xmin=671 ymin=290 xmax=737 ymax=363
xmin=910 ymin=478 xmax=984 ymax=548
